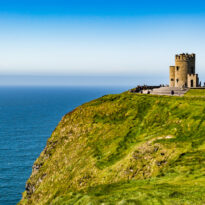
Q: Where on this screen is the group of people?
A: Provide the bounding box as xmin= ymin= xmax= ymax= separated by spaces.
xmin=130 ymin=85 xmax=160 ymax=93
xmin=139 ymin=90 xmax=150 ymax=94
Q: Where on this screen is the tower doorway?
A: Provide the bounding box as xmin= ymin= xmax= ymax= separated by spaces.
xmin=191 ymin=80 xmax=193 ymax=87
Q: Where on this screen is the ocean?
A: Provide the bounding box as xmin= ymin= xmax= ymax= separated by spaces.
xmin=0 ymin=86 xmax=128 ymax=205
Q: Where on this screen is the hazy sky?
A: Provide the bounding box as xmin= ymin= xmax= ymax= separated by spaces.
xmin=0 ymin=0 xmax=205 ymax=85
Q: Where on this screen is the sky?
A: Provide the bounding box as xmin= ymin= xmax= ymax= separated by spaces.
xmin=0 ymin=0 xmax=205 ymax=86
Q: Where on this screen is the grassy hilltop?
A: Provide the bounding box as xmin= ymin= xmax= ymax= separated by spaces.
xmin=19 ymin=90 xmax=205 ymax=205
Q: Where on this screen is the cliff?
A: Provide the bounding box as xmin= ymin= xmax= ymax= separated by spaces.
xmin=19 ymin=91 xmax=205 ymax=204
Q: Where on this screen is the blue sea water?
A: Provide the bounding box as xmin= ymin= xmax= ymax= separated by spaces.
xmin=0 ymin=86 xmax=128 ymax=205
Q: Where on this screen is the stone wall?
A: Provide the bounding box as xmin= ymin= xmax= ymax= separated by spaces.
xmin=187 ymin=74 xmax=198 ymax=88
xmin=169 ymin=66 xmax=175 ymax=87
xmin=175 ymin=54 xmax=191 ymax=87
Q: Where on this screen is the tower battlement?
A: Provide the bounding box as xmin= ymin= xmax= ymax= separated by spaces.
xmin=175 ymin=53 xmax=195 ymax=61
xmin=187 ymin=73 xmax=197 ymax=77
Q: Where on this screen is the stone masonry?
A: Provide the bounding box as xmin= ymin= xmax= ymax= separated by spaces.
xmin=169 ymin=53 xmax=199 ymax=88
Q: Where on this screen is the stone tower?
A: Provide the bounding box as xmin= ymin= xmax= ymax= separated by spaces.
xmin=169 ymin=53 xmax=199 ymax=88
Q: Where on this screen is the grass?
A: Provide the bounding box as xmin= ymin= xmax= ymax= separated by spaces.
xmin=19 ymin=91 xmax=205 ymax=205
xmin=185 ymin=89 xmax=205 ymax=96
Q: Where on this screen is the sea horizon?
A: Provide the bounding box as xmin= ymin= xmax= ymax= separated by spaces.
xmin=0 ymin=74 xmax=168 ymax=87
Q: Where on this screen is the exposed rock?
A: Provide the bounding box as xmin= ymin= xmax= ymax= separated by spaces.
xmin=25 ymin=183 xmax=35 ymax=196
xmin=156 ymin=160 xmax=166 ymax=166
xmin=32 ymin=163 xmax=43 ymax=175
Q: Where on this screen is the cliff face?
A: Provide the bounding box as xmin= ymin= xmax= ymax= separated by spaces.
xmin=19 ymin=92 xmax=205 ymax=204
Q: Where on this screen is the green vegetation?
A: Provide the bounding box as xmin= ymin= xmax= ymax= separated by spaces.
xmin=19 ymin=91 xmax=205 ymax=205
xmin=185 ymin=89 xmax=205 ymax=96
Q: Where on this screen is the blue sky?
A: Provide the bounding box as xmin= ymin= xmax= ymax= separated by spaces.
xmin=1 ymin=0 xmax=205 ymax=16
xmin=0 ymin=0 xmax=205 ymax=85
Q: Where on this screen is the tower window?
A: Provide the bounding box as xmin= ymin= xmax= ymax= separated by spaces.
xmin=176 ymin=66 xmax=180 ymax=71
xmin=171 ymin=78 xmax=174 ymax=81
xmin=176 ymin=79 xmax=179 ymax=83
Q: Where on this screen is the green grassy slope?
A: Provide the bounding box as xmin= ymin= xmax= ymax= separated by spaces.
xmin=19 ymin=92 xmax=205 ymax=205
xmin=185 ymin=89 xmax=205 ymax=96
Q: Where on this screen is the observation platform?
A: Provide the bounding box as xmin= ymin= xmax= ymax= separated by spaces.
xmin=143 ymin=87 xmax=189 ymax=96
